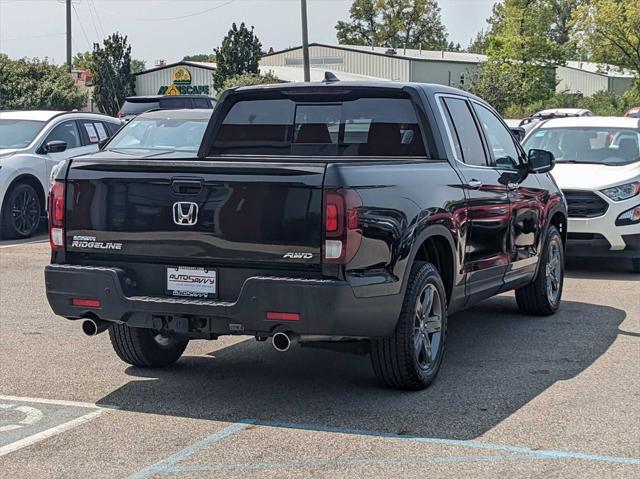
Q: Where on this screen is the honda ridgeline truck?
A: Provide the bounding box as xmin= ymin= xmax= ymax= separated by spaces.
xmin=45 ymin=81 xmax=567 ymax=390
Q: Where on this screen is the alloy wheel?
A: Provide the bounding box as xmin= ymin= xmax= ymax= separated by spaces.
xmin=413 ymin=283 xmax=443 ymax=371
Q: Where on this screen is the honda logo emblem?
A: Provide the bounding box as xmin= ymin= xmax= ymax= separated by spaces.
xmin=172 ymin=202 xmax=199 ymax=226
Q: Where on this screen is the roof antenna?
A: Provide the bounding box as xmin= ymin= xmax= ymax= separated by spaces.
xmin=323 ymin=71 xmax=340 ymax=83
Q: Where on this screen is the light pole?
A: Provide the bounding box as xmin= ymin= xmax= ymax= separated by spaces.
xmin=66 ymin=0 xmax=72 ymax=72
xmin=300 ymin=0 xmax=310 ymax=82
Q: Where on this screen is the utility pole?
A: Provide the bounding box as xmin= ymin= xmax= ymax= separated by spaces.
xmin=300 ymin=0 xmax=310 ymax=82
xmin=66 ymin=0 xmax=72 ymax=72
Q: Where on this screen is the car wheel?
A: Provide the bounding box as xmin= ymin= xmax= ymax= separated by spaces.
xmin=1 ymin=182 xmax=41 ymax=239
xmin=109 ymin=324 xmax=188 ymax=368
xmin=632 ymin=258 xmax=640 ymax=274
xmin=515 ymin=225 xmax=564 ymax=315
xmin=371 ymin=262 xmax=447 ymax=390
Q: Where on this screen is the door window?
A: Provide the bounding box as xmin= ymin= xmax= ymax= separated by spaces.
xmin=473 ymin=103 xmax=520 ymax=170
xmin=44 ymin=120 xmax=80 ymax=149
xmin=442 ymin=98 xmax=486 ymax=166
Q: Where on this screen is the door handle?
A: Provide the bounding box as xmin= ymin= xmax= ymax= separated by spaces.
xmin=467 ymin=179 xmax=482 ymax=189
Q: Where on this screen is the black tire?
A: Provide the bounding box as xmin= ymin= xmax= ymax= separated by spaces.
xmin=1 ymin=182 xmax=41 ymax=239
xmin=515 ymin=226 xmax=564 ymax=316
xmin=632 ymin=258 xmax=640 ymax=274
xmin=371 ymin=262 xmax=448 ymax=390
xmin=108 ymin=324 xmax=188 ymax=368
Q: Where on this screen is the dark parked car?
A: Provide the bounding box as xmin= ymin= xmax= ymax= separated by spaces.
xmin=118 ymin=95 xmax=215 ymax=121
xmin=45 ymin=81 xmax=567 ymax=390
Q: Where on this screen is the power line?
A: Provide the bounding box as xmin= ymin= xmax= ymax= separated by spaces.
xmin=91 ymin=0 xmax=236 ymax=22
xmin=72 ymin=3 xmax=92 ymax=49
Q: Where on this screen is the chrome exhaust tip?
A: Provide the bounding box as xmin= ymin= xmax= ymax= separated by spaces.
xmin=272 ymin=332 xmax=294 ymax=352
xmin=81 ymin=318 xmax=110 ymax=336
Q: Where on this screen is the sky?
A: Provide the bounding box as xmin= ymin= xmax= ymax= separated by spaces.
xmin=0 ymin=0 xmax=495 ymax=67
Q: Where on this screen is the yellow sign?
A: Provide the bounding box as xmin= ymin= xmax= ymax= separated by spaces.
xmin=166 ymin=85 xmax=180 ymax=96
xmin=172 ymin=67 xmax=192 ymax=85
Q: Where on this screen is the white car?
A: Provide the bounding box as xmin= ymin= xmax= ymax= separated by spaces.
xmin=523 ymin=116 xmax=640 ymax=272
xmin=0 ymin=111 xmax=122 ymax=238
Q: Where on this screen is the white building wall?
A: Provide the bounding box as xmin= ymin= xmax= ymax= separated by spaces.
xmin=409 ymin=60 xmax=479 ymax=87
xmin=135 ymin=66 xmax=215 ymax=96
xmin=556 ymin=66 xmax=609 ymax=96
xmin=261 ymin=45 xmax=411 ymax=81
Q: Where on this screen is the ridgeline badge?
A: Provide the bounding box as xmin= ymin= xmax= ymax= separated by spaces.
xmin=158 ymin=66 xmax=210 ymax=95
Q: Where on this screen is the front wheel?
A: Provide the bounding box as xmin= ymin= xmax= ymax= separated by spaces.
xmin=1 ymin=182 xmax=41 ymax=239
xmin=371 ymin=262 xmax=447 ymax=390
xmin=515 ymin=226 xmax=564 ymax=315
xmin=109 ymin=324 xmax=188 ymax=368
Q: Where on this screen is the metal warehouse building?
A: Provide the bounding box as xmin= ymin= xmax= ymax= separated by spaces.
xmin=261 ymin=43 xmax=483 ymax=88
xmin=135 ymin=61 xmax=216 ymax=97
xmin=261 ymin=43 xmax=635 ymax=97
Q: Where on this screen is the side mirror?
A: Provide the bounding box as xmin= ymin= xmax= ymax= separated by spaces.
xmin=44 ymin=140 xmax=67 ymax=154
xmin=510 ymin=126 xmax=526 ymax=142
xmin=528 ymin=149 xmax=555 ymax=174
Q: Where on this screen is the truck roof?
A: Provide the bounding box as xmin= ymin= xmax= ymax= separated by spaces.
xmin=232 ymin=80 xmax=482 ymax=101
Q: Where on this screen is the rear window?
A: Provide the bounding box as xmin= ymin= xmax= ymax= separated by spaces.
xmin=121 ymin=100 xmax=159 ymax=115
xmin=211 ymin=96 xmax=427 ymax=157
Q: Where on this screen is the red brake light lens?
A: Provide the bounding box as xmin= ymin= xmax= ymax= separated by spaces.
xmin=49 ymin=181 xmax=65 ymax=250
xmin=326 ymin=204 xmax=339 ymax=233
xmin=323 ymin=189 xmax=362 ymax=264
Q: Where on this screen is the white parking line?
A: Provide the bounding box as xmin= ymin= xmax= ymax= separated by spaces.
xmin=0 ymin=239 xmax=48 ymax=249
xmin=0 ymin=395 xmax=102 ymax=409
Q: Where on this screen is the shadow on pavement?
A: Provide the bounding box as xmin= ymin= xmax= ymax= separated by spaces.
xmin=97 ymin=297 xmax=625 ymax=440
xmin=565 ymin=256 xmax=638 ymax=281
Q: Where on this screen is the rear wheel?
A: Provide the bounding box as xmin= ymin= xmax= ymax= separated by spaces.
xmin=515 ymin=226 xmax=564 ymax=315
xmin=371 ymin=262 xmax=447 ymax=390
xmin=1 ymin=182 xmax=41 ymax=239
xmin=109 ymin=324 xmax=188 ymax=368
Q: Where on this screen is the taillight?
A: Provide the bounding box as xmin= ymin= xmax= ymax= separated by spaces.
xmin=49 ymin=181 xmax=65 ymax=250
xmin=323 ymin=189 xmax=362 ymax=263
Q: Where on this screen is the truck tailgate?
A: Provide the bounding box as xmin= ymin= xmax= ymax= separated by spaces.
xmin=64 ymin=158 xmax=325 ymax=269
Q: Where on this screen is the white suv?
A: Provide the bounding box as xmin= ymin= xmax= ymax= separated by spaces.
xmin=0 ymin=111 xmax=122 ymax=238
xmin=523 ymin=116 xmax=640 ymax=272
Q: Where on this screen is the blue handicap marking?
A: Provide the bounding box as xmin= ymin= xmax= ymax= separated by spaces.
xmin=0 ymin=396 xmax=102 ymax=455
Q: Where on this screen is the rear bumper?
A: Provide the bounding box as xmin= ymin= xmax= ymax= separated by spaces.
xmin=44 ymin=264 xmax=402 ymax=338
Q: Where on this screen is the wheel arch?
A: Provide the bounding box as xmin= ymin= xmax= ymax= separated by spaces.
xmin=405 ymin=225 xmax=457 ymax=306
xmin=3 ymin=173 xmax=47 ymax=216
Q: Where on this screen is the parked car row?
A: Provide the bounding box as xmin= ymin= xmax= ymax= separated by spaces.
xmin=0 ymin=94 xmax=216 ymax=239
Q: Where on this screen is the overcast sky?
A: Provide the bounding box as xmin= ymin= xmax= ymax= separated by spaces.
xmin=0 ymin=0 xmax=495 ymax=67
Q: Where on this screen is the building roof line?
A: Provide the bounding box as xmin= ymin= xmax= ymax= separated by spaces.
xmin=135 ymin=60 xmax=216 ymax=76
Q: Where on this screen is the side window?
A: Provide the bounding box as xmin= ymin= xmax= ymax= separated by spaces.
xmin=473 ymin=103 xmax=520 ymax=170
xmin=442 ymin=98 xmax=487 ymax=166
xmin=44 ymin=120 xmax=81 ymax=150
xmin=193 ymin=98 xmax=211 ymax=109
xmin=79 ymin=120 xmax=108 ymax=144
xmin=105 ymin=121 xmax=121 ymax=136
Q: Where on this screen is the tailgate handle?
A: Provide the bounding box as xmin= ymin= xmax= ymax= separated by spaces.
xmin=171 ymin=178 xmax=203 ymax=195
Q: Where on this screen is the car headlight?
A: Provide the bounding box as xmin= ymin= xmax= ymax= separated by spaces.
xmin=600 ymin=182 xmax=640 ymax=201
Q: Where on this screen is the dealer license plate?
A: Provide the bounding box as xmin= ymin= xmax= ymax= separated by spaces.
xmin=166 ymin=266 xmax=217 ymax=299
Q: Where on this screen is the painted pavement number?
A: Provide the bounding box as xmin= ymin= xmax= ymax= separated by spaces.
xmin=0 ymin=396 xmax=103 ymax=456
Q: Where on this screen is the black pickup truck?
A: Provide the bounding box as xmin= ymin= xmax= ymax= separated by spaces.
xmin=45 ymin=81 xmax=567 ymax=390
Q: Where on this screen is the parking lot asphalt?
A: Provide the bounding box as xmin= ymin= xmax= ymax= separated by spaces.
xmin=0 ymin=240 xmax=638 ymax=478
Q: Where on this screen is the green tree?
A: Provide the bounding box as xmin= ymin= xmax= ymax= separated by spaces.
xmin=183 ymin=54 xmax=216 ymax=62
xmin=91 ymin=33 xmax=136 ymax=116
xmin=572 ymin=0 xmax=640 ymax=78
xmin=0 ymin=54 xmax=86 ymax=110
xmin=221 ymin=72 xmax=281 ymax=92
xmin=335 ymin=0 xmax=448 ymax=49
xmin=213 ymin=23 xmax=262 ymax=93
xmin=467 ymin=29 xmax=489 ymax=54
xmin=468 ymin=0 xmax=566 ymax=112
xmin=130 ymin=59 xmax=146 ymax=74
xmin=72 ymin=51 xmax=93 ymax=70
